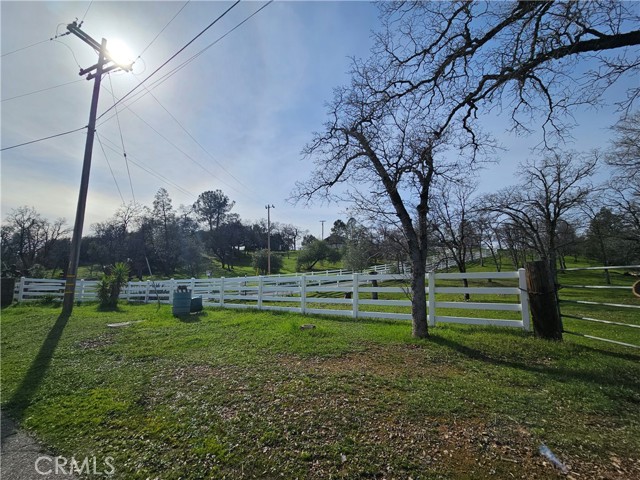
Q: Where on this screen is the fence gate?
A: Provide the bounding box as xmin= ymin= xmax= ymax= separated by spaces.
xmin=558 ymin=265 xmax=640 ymax=349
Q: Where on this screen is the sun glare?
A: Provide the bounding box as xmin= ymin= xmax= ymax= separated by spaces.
xmin=106 ymin=38 xmax=134 ymax=67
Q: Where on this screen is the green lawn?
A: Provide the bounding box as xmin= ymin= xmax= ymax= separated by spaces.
xmin=1 ymin=302 xmax=639 ymax=479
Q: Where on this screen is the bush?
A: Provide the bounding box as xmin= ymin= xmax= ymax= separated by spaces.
xmin=252 ymin=250 xmax=283 ymax=275
xmin=296 ymin=240 xmax=341 ymax=271
xmin=97 ymin=262 xmax=130 ymax=309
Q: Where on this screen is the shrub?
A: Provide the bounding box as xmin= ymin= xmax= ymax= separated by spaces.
xmin=97 ymin=262 xmax=130 ymax=309
xmin=252 ymin=250 xmax=283 ymax=275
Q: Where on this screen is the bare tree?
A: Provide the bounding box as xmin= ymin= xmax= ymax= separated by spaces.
xmin=375 ymin=1 xmax=640 ymax=144
xmin=431 ymin=180 xmax=478 ymax=300
xmin=292 ymin=66 xmax=484 ymax=337
xmin=484 ymin=152 xmax=598 ymax=283
xmin=1 ymin=206 xmax=68 ymax=273
xmin=607 ymin=110 xmax=640 ymax=179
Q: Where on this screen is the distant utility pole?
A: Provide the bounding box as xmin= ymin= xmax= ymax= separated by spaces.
xmin=265 ymin=204 xmax=275 ymax=275
xmin=320 ymin=220 xmax=326 ymax=240
xmin=62 ymin=22 xmax=132 ymax=316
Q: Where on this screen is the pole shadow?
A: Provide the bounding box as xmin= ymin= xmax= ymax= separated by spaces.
xmin=5 ymin=312 xmax=70 ymax=424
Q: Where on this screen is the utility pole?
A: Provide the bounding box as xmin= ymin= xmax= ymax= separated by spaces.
xmin=265 ymin=205 xmax=275 ymax=274
xmin=62 ymin=22 xmax=132 ymax=316
xmin=320 ymin=220 xmax=326 ymax=240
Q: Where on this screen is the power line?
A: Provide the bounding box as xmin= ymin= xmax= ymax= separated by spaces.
xmin=136 ymin=1 xmax=190 ymax=61
xmin=97 ymin=0 xmax=241 ymax=122
xmin=98 ymin=85 xmax=246 ymax=198
xmin=1 ymin=29 xmax=71 ymax=58
xmin=1 ymin=38 xmax=50 ymax=57
xmin=148 ymin=0 xmax=274 ymax=91
xmin=80 ymin=1 xmax=93 ymax=24
xmin=98 ymin=133 xmax=196 ymax=198
xmin=97 ymin=81 xmax=262 ymax=203
xmin=120 ymin=0 xmax=274 ymax=105
xmin=1 ymin=79 xmax=84 ymax=103
xmin=95 ymin=131 xmax=126 ymax=205
xmin=136 ymin=82 xmax=260 ymax=199
xmin=52 ymin=39 xmax=83 ymax=68
xmin=108 ymin=73 xmax=136 ymax=203
xmin=93 ymin=1 xmax=273 ymax=122
xmin=1 ymin=126 xmax=86 ymax=152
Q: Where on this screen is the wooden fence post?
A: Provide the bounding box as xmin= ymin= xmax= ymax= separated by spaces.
xmin=369 ymin=271 xmax=378 ymax=300
xmin=525 ymin=261 xmax=563 ymax=340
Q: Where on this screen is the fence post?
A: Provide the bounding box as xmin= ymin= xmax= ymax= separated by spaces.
xmin=352 ymin=272 xmax=359 ymax=319
xmin=219 ymin=277 xmax=225 ymax=307
xmin=78 ymin=279 xmax=85 ymax=303
xmin=300 ymin=274 xmax=307 ymax=315
xmin=145 ymin=280 xmax=150 ymax=303
xmin=18 ymin=276 xmax=26 ymax=302
xmin=525 ymin=261 xmax=562 ymax=340
xmin=190 ymin=277 xmax=195 ymax=293
xmin=258 ymin=276 xmax=264 ymax=309
xmin=428 ymin=271 xmax=436 ymax=327
xmin=170 ymin=279 xmax=176 ymax=304
xmin=518 ymin=268 xmax=531 ymax=332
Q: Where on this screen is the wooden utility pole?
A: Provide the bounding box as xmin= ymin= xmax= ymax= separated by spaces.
xmin=62 ymin=23 xmax=132 ymax=316
xmin=525 ymin=260 xmax=563 ymax=340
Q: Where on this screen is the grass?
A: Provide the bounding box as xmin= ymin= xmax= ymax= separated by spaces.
xmin=2 ymin=300 xmax=639 ymax=479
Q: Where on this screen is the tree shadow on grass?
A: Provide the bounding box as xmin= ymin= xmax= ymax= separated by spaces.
xmin=429 ymin=334 xmax=640 ymax=392
xmin=5 ymin=312 xmax=70 ymax=424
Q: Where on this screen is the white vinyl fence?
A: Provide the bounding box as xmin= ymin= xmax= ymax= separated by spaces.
xmin=13 ymin=270 xmax=530 ymax=330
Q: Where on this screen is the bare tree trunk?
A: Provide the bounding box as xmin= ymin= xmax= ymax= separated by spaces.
xmin=410 ymin=257 xmax=428 ymax=338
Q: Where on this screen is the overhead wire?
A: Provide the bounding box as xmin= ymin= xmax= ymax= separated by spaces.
xmin=97 ymin=83 xmax=247 ymax=199
xmin=96 ymin=0 xmax=241 ymax=122
xmin=1 ymin=38 xmax=51 ymax=57
xmin=1 ymin=126 xmax=87 ymax=152
xmin=108 ymin=0 xmax=273 ymax=110
xmin=1 ymin=79 xmax=84 ymax=103
xmin=80 ymin=1 xmax=93 ymax=25
xmin=135 ymin=0 xmax=190 ymax=61
xmin=93 ymin=0 xmax=274 ymax=204
xmin=107 ymin=73 xmax=136 ymax=203
xmin=136 ymin=83 xmax=261 ymax=200
xmin=1 ymin=27 xmax=71 ymax=58
xmin=2 ymin=0 xmax=273 ymax=208
xmin=95 ymin=131 xmax=126 ymax=205
xmin=97 ymin=133 xmax=196 ymax=198
xmin=141 ymin=0 xmax=274 ymax=94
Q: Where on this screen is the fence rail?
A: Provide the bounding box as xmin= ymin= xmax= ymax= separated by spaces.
xmin=12 ymin=269 xmax=531 ymax=330
xmin=559 ymin=264 xmax=640 ymax=349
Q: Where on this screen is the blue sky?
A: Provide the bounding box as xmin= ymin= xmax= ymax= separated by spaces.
xmin=1 ymin=1 xmax=634 ymax=239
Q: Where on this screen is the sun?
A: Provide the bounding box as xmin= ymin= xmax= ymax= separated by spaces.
xmin=105 ymin=38 xmax=135 ymax=67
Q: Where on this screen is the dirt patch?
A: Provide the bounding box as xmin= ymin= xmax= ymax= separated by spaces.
xmin=276 ymin=344 xmax=463 ymax=379
xmin=76 ymin=334 xmax=114 ymax=350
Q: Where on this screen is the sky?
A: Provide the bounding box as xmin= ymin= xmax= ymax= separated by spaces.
xmin=1 ymin=1 xmax=636 ymax=240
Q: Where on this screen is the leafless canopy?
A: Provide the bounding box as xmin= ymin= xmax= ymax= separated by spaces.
xmin=375 ymin=1 xmax=640 ymax=142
